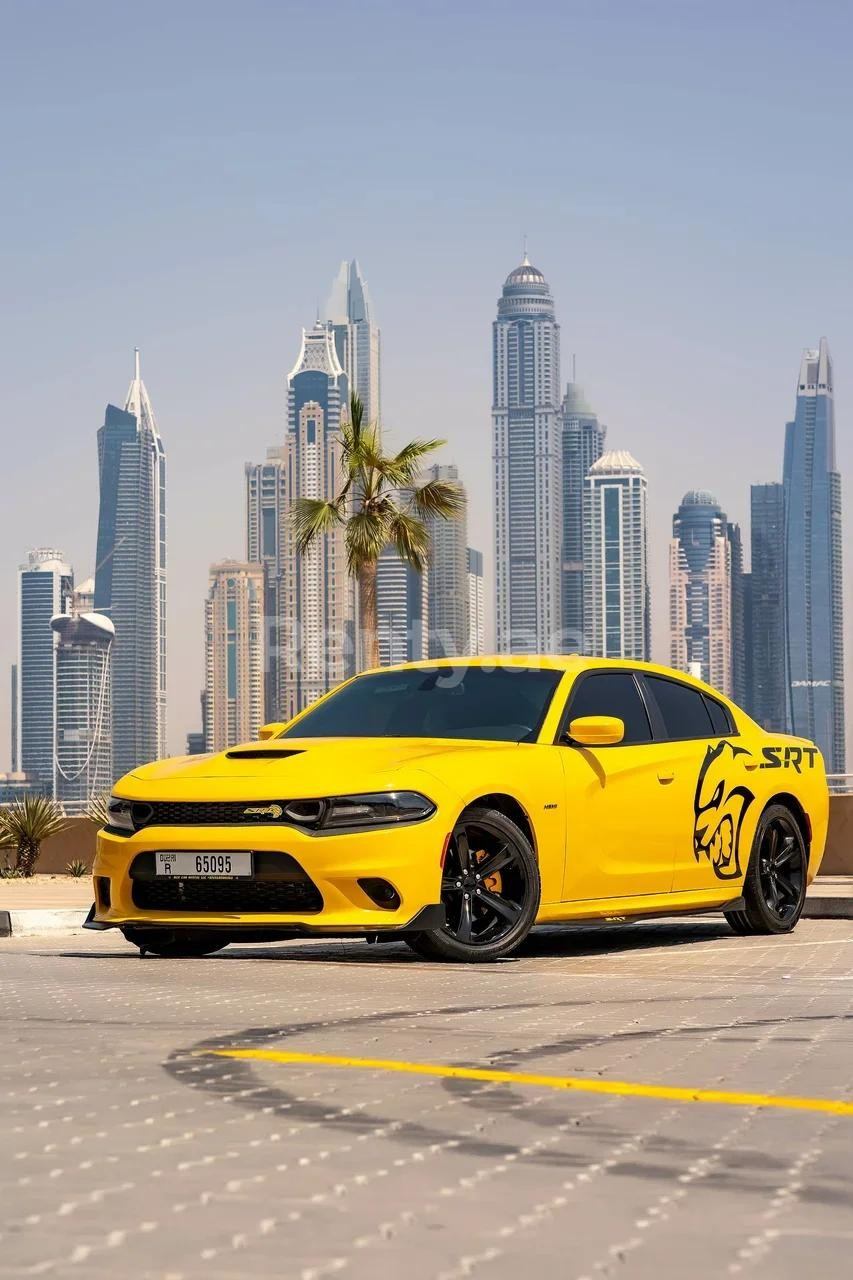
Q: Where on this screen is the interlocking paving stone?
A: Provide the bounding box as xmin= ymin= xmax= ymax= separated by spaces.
xmin=1 ymin=919 xmax=852 ymax=1278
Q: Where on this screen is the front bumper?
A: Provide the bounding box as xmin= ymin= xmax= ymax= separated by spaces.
xmin=90 ymin=815 xmax=448 ymax=937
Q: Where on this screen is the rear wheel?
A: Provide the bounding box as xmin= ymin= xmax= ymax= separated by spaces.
xmin=122 ymin=927 xmax=230 ymax=958
xmin=724 ymin=804 xmax=807 ymax=936
xmin=406 ymin=806 xmax=540 ymax=963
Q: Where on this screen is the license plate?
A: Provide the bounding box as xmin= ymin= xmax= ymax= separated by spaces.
xmin=155 ymin=851 xmax=253 ymax=878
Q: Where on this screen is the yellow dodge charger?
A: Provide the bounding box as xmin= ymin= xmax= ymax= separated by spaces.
xmin=87 ymin=657 xmax=828 ymax=962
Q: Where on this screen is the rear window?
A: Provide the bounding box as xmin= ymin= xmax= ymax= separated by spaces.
xmin=643 ymin=675 xmax=714 ymax=741
xmin=703 ymin=694 xmax=734 ymax=736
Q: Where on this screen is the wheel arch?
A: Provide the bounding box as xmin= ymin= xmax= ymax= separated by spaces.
xmin=461 ymin=793 xmax=537 ymax=856
xmin=763 ymin=792 xmax=811 ymax=851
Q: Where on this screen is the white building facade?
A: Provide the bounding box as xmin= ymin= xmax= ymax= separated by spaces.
xmin=204 ymin=561 xmax=265 ymax=751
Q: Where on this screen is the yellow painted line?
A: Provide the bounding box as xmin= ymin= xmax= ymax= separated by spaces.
xmin=199 ymin=1048 xmax=853 ymax=1117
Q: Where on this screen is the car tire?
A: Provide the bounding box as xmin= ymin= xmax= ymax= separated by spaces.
xmin=723 ymin=803 xmax=807 ymax=937
xmin=406 ymin=806 xmax=540 ymax=963
xmin=122 ymin=927 xmax=230 ymax=958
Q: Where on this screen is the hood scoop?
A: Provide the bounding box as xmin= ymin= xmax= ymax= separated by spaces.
xmin=224 ymin=748 xmax=304 ymax=761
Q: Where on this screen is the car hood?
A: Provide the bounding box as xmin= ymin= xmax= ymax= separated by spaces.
xmin=122 ymin=736 xmax=510 ymax=799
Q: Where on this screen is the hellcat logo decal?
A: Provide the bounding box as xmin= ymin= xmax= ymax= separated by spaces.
xmin=243 ymin=804 xmax=284 ymax=819
xmin=693 ymin=741 xmax=756 ymax=881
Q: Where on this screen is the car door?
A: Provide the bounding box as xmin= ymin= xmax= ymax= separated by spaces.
xmin=637 ymin=674 xmax=749 ymax=895
xmin=558 ymin=669 xmax=679 ymax=901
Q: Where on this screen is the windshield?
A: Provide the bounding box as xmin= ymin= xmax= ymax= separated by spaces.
xmin=280 ymin=666 xmax=564 ymax=743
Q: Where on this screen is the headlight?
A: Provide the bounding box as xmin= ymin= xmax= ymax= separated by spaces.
xmin=284 ymin=791 xmax=436 ymax=831
xmin=106 ymin=795 xmax=136 ymax=833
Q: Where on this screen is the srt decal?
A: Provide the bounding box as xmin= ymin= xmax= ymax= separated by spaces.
xmin=760 ymin=745 xmax=819 ymax=773
xmin=693 ymin=741 xmax=756 ymax=881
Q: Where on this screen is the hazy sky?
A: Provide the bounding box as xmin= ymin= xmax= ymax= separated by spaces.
xmin=2 ymin=0 xmax=853 ymax=756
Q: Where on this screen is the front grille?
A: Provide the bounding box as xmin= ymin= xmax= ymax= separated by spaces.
xmin=130 ymin=800 xmax=296 ymax=828
xmin=129 ymin=850 xmax=323 ymax=914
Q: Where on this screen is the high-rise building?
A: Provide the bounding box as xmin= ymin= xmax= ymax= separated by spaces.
xmin=425 ymin=463 xmax=468 ymax=659
xmin=94 ymin=350 xmax=166 ymax=777
xmin=10 ymin=665 xmax=18 ymax=772
xmin=493 ymin=256 xmax=562 ymax=653
xmin=376 ymin=548 xmax=428 ymax=666
xmin=326 ymin=259 xmax=381 ymax=426
xmin=669 ymin=491 xmax=742 ymax=697
xmin=204 ymin=561 xmax=265 ymax=751
xmin=280 ymin=324 xmax=353 ymax=716
xmin=245 ymin=451 xmax=287 ymax=720
xmin=17 ymin=548 xmax=73 ymax=792
xmin=783 ymin=339 xmax=845 ymax=772
xmin=561 ymin=380 xmax=605 ymax=651
xmin=583 ymin=452 xmax=649 ymax=661
xmin=51 ymin=589 xmax=114 ymax=815
xmin=466 ymin=548 xmax=485 ymax=656
xmin=748 ymin=482 xmax=786 ymax=731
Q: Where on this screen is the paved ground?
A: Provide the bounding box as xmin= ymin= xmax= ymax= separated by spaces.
xmin=2 ymin=919 xmax=853 ymax=1279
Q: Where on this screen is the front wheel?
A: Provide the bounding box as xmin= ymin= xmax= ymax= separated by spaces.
xmin=122 ymin=927 xmax=230 ymax=957
xmin=724 ymin=804 xmax=807 ymax=936
xmin=406 ymin=806 xmax=540 ymax=963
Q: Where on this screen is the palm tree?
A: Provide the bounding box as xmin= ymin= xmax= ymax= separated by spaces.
xmin=0 ymin=794 xmax=68 ymax=877
xmin=292 ymin=393 xmax=463 ymax=669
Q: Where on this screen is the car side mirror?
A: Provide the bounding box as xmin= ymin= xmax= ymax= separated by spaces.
xmin=565 ymin=715 xmax=625 ymax=747
xmin=258 ymin=722 xmax=288 ymax=741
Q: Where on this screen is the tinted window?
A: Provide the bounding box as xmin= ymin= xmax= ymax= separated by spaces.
xmin=644 ymin=676 xmax=713 ymax=740
xmin=564 ymin=672 xmax=652 ymax=745
xmin=703 ymin=694 xmax=733 ymax=736
xmin=281 ymin=666 xmax=564 ymax=743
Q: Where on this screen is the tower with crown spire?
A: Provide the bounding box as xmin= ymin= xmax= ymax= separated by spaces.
xmin=94 ymin=350 xmax=166 ymax=777
xmin=492 ymin=255 xmax=562 ymax=651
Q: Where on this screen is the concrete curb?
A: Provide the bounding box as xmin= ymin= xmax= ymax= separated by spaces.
xmin=2 ymin=909 xmax=89 ymax=937
xmin=802 ymin=897 xmax=853 ymax=920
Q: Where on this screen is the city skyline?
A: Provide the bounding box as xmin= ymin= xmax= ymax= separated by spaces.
xmin=4 ymin=2 xmax=853 ymax=757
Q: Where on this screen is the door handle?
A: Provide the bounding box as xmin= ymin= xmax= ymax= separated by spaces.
xmin=657 ymin=771 xmax=676 ymax=784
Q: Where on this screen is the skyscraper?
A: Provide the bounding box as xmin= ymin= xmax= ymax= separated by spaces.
xmin=425 ymin=463 xmax=468 ymax=659
xmin=245 ymin=451 xmax=287 ymax=720
xmin=17 ymin=548 xmax=73 ymax=792
xmin=783 ymin=339 xmax=845 ymax=771
xmin=561 ymin=380 xmax=605 ymax=651
xmin=94 ymin=350 xmax=166 ymax=777
xmin=204 ymin=561 xmax=265 ymax=751
xmin=493 ymin=256 xmax=562 ymax=652
xmin=466 ymin=548 xmax=485 ymax=656
xmin=51 ymin=587 xmax=114 ymax=815
xmin=668 ymin=491 xmax=741 ymax=697
xmin=375 ymin=549 xmax=428 ymax=667
xmin=749 ymin=482 xmax=786 ymax=731
xmin=326 ymin=259 xmax=381 ymax=426
xmin=280 ymin=324 xmax=353 ymax=715
xmin=583 ymin=452 xmax=649 ymax=661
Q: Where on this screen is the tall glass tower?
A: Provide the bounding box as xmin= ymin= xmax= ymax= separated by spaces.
xmin=425 ymin=463 xmax=468 ymax=659
xmin=326 ymin=260 xmax=381 ymax=427
xmin=17 ymin=548 xmax=73 ymax=792
xmin=669 ymin=491 xmax=742 ymax=697
xmin=492 ymin=257 xmax=562 ymax=652
xmin=561 ymin=381 xmax=605 ymax=651
xmin=749 ymin=483 xmax=786 ymax=732
xmin=783 ymin=338 xmax=845 ymax=771
xmin=94 ymin=350 xmax=166 ymax=778
xmin=583 ymin=452 xmax=649 ymax=661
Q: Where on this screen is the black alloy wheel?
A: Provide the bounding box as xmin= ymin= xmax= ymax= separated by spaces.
xmin=406 ymin=806 xmax=540 ymax=962
xmin=724 ymin=804 xmax=807 ymax=936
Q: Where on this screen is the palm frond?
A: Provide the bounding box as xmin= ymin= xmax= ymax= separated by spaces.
xmin=291 ymin=498 xmax=344 ymax=554
xmin=388 ymin=509 xmax=430 ymax=572
xmin=379 ymin=438 xmax=446 ymax=487
xmin=345 ymin=505 xmax=393 ymax=576
xmin=408 ymin=478 xmax=465 ymax=520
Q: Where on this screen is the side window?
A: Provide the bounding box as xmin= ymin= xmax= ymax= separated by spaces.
xmin=643 ymin=675 xmax=714 ymax=740
xmin=563 ymin=672 xmax=652 ymax=745
xmin=703 ymin=694 xmax=734 ymax=736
